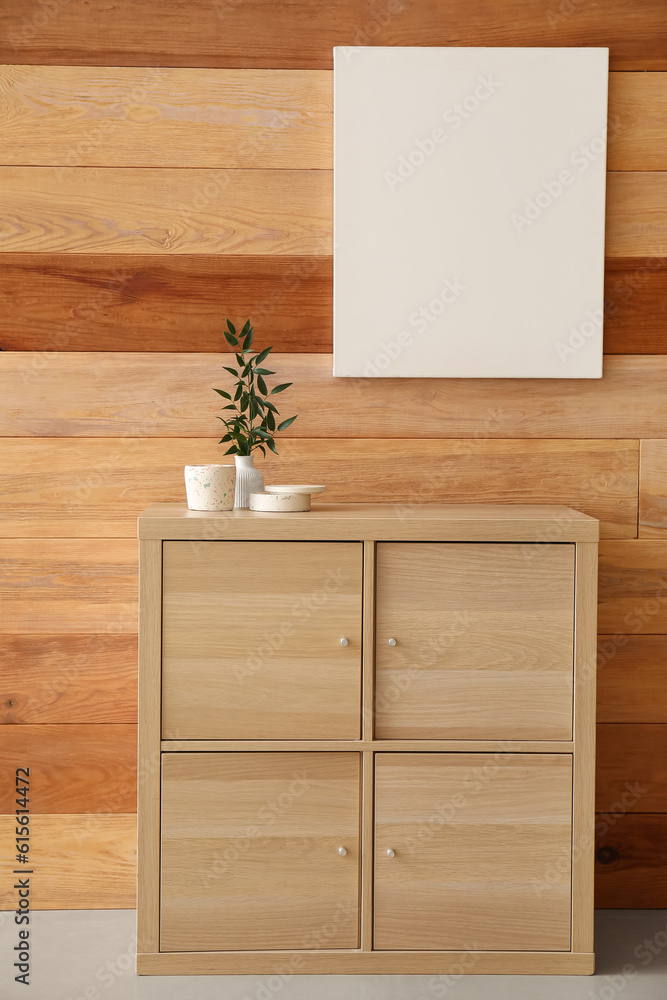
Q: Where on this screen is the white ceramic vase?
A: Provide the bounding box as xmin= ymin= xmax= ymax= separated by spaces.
xmin=234 ymin=454 xmax=264 ymax=508
xmin=184 ymin=464 xmax=236 ymax=511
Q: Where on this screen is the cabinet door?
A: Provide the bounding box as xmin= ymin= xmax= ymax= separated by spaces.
xmin=160 ymin=752 xmax=360 ymax=951
xmin=162 ymin=541 xmax=362 ymax=739
xmin=375 ymin=542 xmax=574 ymax=739
xmin=374 ymin=753 xmax=572 ymax=951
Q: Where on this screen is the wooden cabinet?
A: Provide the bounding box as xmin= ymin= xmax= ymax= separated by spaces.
xmin=137 ymin=503 xmax=598 ymax=976
xmin=161 ymin=752 xmax=360 ymax=952
xmin=375 ymin=542 xmax=575 ymax=740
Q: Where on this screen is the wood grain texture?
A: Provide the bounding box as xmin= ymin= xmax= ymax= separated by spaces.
xmin=1 ymin=1 xmax=665 ymax=70
xmin=596 ymin=723 xmax=667 ymax=814
xmin=2 ymin=259 xmax=665 ymax=354
xmin=374 ymin=542 xmax=575 ymax=740
xmin=360 ymin=751 xmax=373 ymax=950
xmin=0 ymin=814 xmax=136 ymax=909
xmin=137 ymin=538 xmax=161 ymax=954
xmin=0 ymin=724 xmax=136 ymax=814
xmin=140 ymin=502 xmax=599 ymax=542
xmin=0 ymin=169 xmax=661 ymax=256
xmin=160 ymin=752 xmax=360 ymax=951
xmin=0 ymin=66 xmax=331 ymax=168
xmin=362 ymin=542 xmax=375 ymax=741
xmin=0 ymin=539 xmax=137 ymax=632
xmin=572 ymin=541 xmax=597 ymax=952
xmin=597 ymin=635 xmax=667 ymax=724
xmin=0 ymin=438 xmax=636 ymax=539
xmin=137 ymin=950 xmax=595 ymax=976
xmin=607 ymin=74 xmax=667 ymax=171
xmin=598 ymin=541 xmax=667 ymax=634
xmin=161 ymin=738 xmax=575 ymax=753
xmin=606 ymin=173 xmax=667 ymax=258
xmin=373 ymin=753 xmax=573 ymax=951
xmin=3 ymin=354 xmax=667 ymax=439
xmin=604 ymin=259 xmax=667 ymax=354
xmin=162 ymin=541 xmax=363 ymax=740
xmin=0 ymin=168 xmax=331 ymax=254
xmin=596 ymin=813 xmax=667 ymax=907
xmin=0 ymin=68 xmax=662 ymax=171
xmin=640 ymin=440 xmax=667 ymax=536
xmin=0 ymin=256 xmax=332 ymax=352
xmin=1 ymin=634 xmax=137 ymax=724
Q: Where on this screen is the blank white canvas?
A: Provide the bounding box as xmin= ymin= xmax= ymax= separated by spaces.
xmin=333 ymin=47 xmax=609 ymax=378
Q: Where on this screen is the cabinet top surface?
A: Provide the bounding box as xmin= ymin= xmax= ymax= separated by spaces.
xmin=138 ymin=503 xmax=598 ymax=542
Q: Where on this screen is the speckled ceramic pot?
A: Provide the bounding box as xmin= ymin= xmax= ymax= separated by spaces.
xmin=184 ymin=464 xmax=236 ymax=511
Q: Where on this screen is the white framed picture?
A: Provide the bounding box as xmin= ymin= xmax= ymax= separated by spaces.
xmin=333 ymin=47 xmax=609 ymax=378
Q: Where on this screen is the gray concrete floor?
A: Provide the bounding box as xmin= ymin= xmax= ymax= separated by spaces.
xmin=1 ymin=909 xmax=666 ymax=999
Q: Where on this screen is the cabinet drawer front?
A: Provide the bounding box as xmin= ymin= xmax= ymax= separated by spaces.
xmin=375 ymin=542 xmax=574 ymax=740
xmin=160 ymin=752 xmax=361 ymax=952
xmin=374 ymin=753 xmax=573 ymax=951
xmin=162 ymin=541 xmax=363 ymax=740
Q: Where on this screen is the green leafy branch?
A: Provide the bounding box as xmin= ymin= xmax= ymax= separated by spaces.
xmin=213 ymin=318 xmax=297 ymax=457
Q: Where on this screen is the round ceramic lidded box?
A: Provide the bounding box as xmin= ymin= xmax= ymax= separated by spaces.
xmin=184 ymin=464 xmax=236 ymax=511
xmin=249 ymin=485 xmax=326 ymax=513
xmin=249 ymin=492 xmax=311 ymax=512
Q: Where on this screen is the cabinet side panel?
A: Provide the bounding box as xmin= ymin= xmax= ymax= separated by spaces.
xmin=137 ymin=538 xmax=162 ymax=954
xmin=572 ymin=541 xmax=598 ymax=953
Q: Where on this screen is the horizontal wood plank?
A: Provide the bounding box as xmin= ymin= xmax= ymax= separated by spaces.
xmin=0 ymin=169 xmax=661 ymax=256
xmin=598 ymin=541 xmax=667 ymax=633
xmin=639 ymin=440 xmax=667 ymax=536
xmin=0 ymin=68 xmax=664 ymax=171
xmin=1 ymin=1 xmax=665 ymax=70
xmin=2 ymin=256 xmax=665 ymax=354
xmin=0 ymin=724 xmax=136 ymax=813
xmin=606 ymin=173 xmax=667 ymax=258
xmin=0 ymin=66 xmax=332 ymax=169
xmin=1 ymin=634 xmax=137 ymax=724
xmin=2 ymin=353 xmax=666 ymax=439
xmin=0 ymin=168 xmax=331 ymax=254
xmin=0 ymin=814 xmax=136 ymax=909
xmin=0 ymin=539 xmax=137 ymax=632
xmin=604 ymin=259 xmax=667 ymax=354
xmin=596 ymin=723 xmax=667 ymax=814
xmin=596 ymin=813 xmax=667 ymax=907
xmin=0 ymin=256 xmax=332 ymax=352
xmin=607 ymin=73 xmax=667 ymax=171
xmin=0 ymin=438 xmax=637 ymax=538
xmin=597 ymin=635 xmax=667 ymax=723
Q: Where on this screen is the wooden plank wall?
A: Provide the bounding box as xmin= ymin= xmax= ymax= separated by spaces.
xmin=1 ymin=1 xmax=666 ymax=910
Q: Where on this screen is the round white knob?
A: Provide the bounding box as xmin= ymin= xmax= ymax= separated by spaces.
xmin=386 ymin=848 xmax=395 ymax=858
xmin=338 ymin=846 xmax=347 ymax=856
xmin=388 ymin=638 xmax=397 ymax=646
xmin=340 ymin=637 xmax=349 ymax=646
